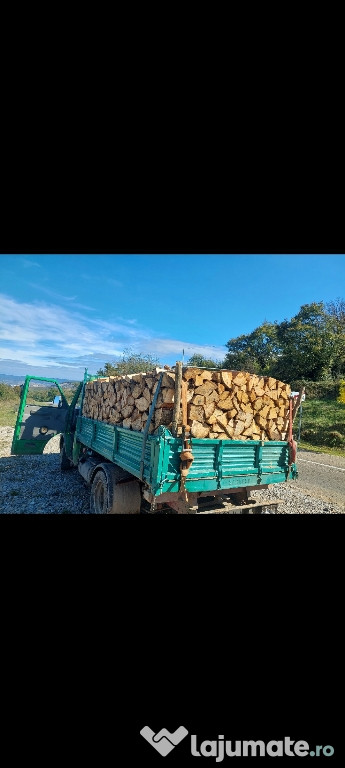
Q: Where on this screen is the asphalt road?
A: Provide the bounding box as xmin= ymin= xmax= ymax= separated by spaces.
xmin=295 ymin=448 xmax=345 ymax=508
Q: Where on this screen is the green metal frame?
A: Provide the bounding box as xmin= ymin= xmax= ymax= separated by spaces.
xmin=75 ymin=416 xmax=298 ymax=496
xmin=11 ymin=369 xmax=99 ymax=458
xmin=11 ymin=376 xmax=70 ymax=455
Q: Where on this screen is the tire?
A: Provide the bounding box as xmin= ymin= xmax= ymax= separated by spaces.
xmin=90 ymin=470 xmax=108 ymax=513
xmin=90 ymin=466 xmax=141 ymax=514
xmin=60 ymin=441 xmax=72 ymax=470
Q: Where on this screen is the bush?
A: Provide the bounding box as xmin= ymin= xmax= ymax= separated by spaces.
xmin=290 ymin=379 xmax=342 ymax=400
xmin=298 ymin=399 xmax=345 ymax=450
xmin=0 ymin=382 xmax=19 ymax=401
xmin=327 ymin=431 xmax=345 ymax=447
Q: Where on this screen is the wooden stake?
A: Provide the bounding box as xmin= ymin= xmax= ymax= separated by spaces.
xmin=181 ymin=379 xmax=188 ymax=427
xmin=171 ymin=361 xmax=182 ymax=436
xmin=292 ymin=387 xmax=305 ymax=423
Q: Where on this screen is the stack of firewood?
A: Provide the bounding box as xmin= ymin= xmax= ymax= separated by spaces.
xmin=82 ymin=367 xmax=291 ymax=441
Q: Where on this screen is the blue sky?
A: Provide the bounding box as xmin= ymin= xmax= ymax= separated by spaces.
xmin=0 ymin=254 xmax=344 ymax=380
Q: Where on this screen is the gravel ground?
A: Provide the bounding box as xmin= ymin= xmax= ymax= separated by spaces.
xmin=0 ymin=427 xmax=90 ymax=514
xmin=1 ymin=427 xmax=344 ymax=514
xmin=251 ymin=483 xmax=344 ymax=514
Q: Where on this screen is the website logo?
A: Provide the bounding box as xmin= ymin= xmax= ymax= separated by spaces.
xmin=140 ymin=726 xmax=189 ymax=756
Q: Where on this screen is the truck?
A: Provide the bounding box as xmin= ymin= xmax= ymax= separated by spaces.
xmin=11 ymin=369 xmax=299 ymax=514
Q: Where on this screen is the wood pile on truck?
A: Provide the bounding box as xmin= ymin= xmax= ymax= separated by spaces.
xmin=82 ymin=367 xmax=291 ymax=442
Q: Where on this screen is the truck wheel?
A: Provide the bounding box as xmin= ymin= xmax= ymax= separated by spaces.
xmin=60 ymin=441 xmax=72 ymax=470
xmin=90 ymin=467 xmax=141 ymax=514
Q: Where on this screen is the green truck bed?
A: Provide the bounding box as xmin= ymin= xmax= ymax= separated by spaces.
xmin=76 ymin=414 xmax=297 ymax=497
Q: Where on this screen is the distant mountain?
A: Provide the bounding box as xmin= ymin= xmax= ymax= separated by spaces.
xmin=0 ymin=374 xmax=26 ymax=385
xmin=0 ymin=373 xmax=78 ymax=387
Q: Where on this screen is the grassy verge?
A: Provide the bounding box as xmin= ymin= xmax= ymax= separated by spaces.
xmin=298 ymin=441 xmax=345 ymax=458
xmin=296 ymin=399 xmax=345 ymax=457
xmin=0 ymin=400 xmax=19 ymax=427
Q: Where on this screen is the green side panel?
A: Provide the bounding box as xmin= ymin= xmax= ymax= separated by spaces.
xmin=75 ymin=416 xmax=297 ymax=497
xmin=157 ymin=437 xmax=294 ymax=495
xmin=76 ymin=417 xmax=159 ymax=483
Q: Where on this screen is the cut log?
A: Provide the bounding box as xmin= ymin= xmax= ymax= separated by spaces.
xmin=122 ymin=404 xmax=134 ymax=418
xmin=199 ymin=370 xmax=213 ymax=381
xmin=212 ymin=422 xmax=227 ymax=433
xmin=135 ymin=396 xmax=150 ymax=412
xmin=206 ymin=408 xmax=224 ymax=425
xmin=220 ymin=371 xmax=233 ymax=388
xmin=255 ymin=414 xmax=267 ymax=431
xmin=204 ymin=402 xmax=216 ymax=419
xmin=217 ymin=396 xmax=233 ymax=411
xmin=216 ymin=419 xmax=234 ymax=438
xmin=161 ymin=372 xmax=175 ymax=387
xmin=192 ymin=394 xmax=206 ymax=405
xmin=215 ymin=412 xmax=228 ymax=428
xmin=194 ymin=381 xmax=217 ymax=395
xmin=183 ymin=368 xmax=200 ymax=381
xmin=234 ymin=421 xmax=245 ymax=435
xmin=207 ymin=389 xmax=220 ymax=403
xmin=189 ymin=404 xmax=205 ymax=422
xmin=190 ymin=421 xmax=210 ymax=438
xmin=233 ymin=372 xmax=247 ymax=386
xmin=162 ymin=387 xmax=175 ymax=403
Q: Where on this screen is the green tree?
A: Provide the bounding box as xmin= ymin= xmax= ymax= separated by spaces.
xmin=186 ymin=353 xmax=222 ymax=368
xmin=96 ymin=348 xmax=162 ymax=377
xmin=222 ymin=300 xmax=345 ymax=382
xmin=223 ymin=321 xmax=280 ymax=375
xmin=0 ymin=382 xmax=18 ymax=400
xmin=272 ymin=302 xmax=336 ymax=381
xmin=325 ymin=298 xmax=345 ymax=377
xmin=28 ymin=387 xmax=47 ymax=402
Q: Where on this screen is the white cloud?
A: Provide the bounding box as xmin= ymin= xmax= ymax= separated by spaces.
xmin=28 ymin=282 xmax=96 ymax=311
xmin=0 ymin=293 xmax=227 ymax=378
xmin=21 ymin=259 xmax=40 ymax=268
xmin=28 ymin=283 xmax=78 ymax=302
